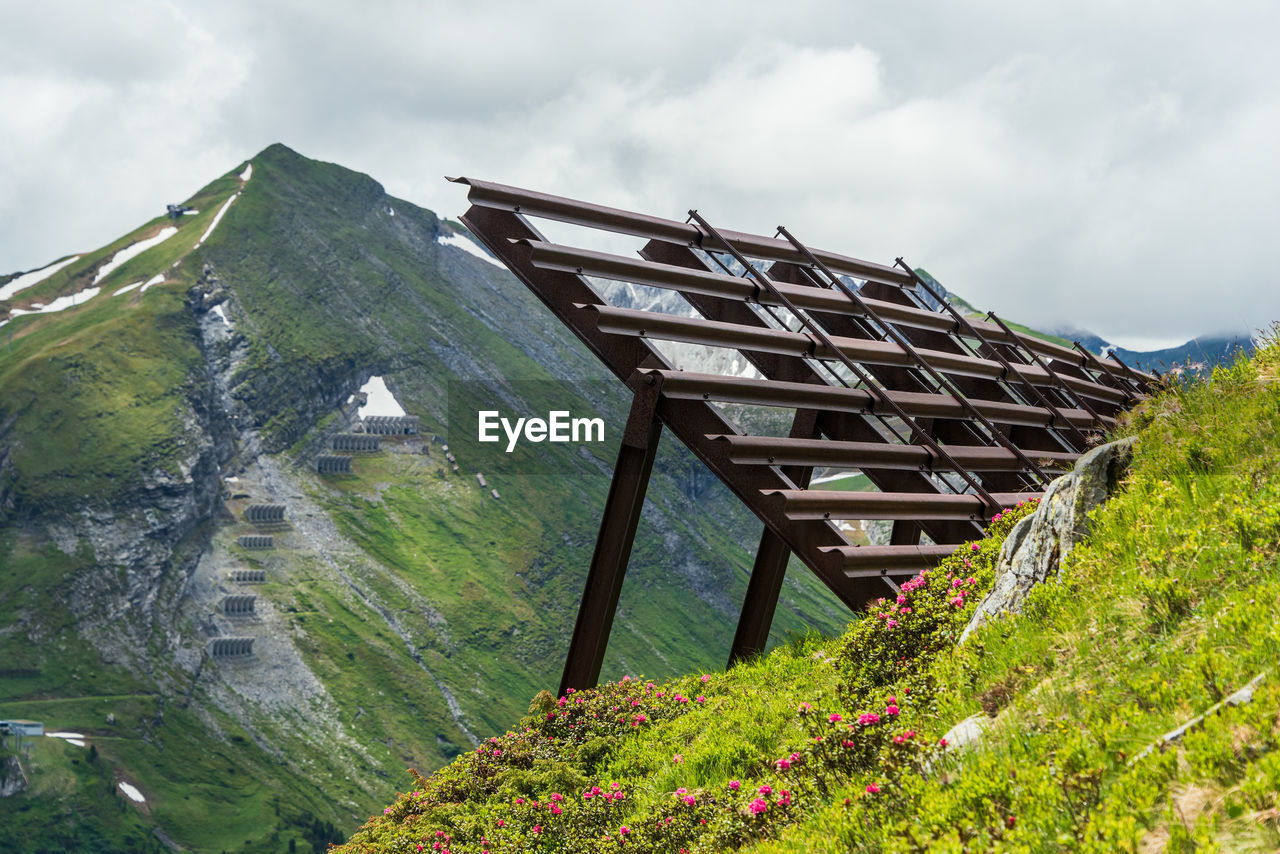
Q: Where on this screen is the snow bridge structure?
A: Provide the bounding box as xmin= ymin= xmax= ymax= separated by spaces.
xmin=450 ymin=177 xmax=1156 ymax=695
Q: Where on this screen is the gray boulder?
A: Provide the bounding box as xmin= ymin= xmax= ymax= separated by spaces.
xmin=960 ymin=436 xmax=1137 ymax=643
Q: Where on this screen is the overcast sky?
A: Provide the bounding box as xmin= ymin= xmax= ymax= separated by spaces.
xmin=3 ymin=1 xmax=1277 ymax=348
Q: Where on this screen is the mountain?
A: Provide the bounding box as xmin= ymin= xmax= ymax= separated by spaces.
xmin=0 ymin=145 xmax=845 ymax=852
xmin=1060 ymin=330 xmax=1254 ymax=374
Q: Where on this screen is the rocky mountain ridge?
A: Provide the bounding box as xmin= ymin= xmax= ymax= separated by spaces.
xmin=0 ymin=145 xmax=844 ymax=852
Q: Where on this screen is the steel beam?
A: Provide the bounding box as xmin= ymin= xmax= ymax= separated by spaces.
xmin=729 ymin=408 xmax=819 ymax=667
xmin=559 ymin=386 xmax=663 ymax=694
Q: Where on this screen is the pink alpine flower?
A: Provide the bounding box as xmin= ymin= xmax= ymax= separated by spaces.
xmin=728 ymin=780 xmax=741 ymax=791
xmin=857 ymin=712 xmax=881 ymax=725
xmin=865 ymin=783 xmax=880 ymax=794
xmin=749 ymin=798 xmax=769 ymax=815
xmin=828 ymin=713 xmax=843 ymax=723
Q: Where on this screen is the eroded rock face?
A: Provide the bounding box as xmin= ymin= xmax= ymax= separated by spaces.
xmin=959 ymin=436 xmax=1137 ymax=643
xmin=0 ymin=754 xmax=27 ymax=797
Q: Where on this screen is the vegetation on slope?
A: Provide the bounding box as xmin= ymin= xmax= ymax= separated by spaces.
xmin=0 ymin=145 xmax=848 ymax=852
xmin=342 ymin=335 xmax=1280 ymax=852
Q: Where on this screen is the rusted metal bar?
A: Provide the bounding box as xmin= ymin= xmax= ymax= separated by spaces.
xmin=522 ymin=240 xmax=956 ymax=334
xmin=891 ymin=259 xmax=1093 ymax=449
xmin=634 ymin=238 xmax=990 ymax=550
xmin=766 ymin=489 xmax=1036 ymax=521
xmin=559 ymin=385 xmax=663 ymax=695
xmin=687 ymin=210 xmax=1008 ymax=514
xmin=650 ymin=369 xmax=1108 ymax=429
xmin=1106 ymin=349 xmax=1156 ymax=392
xmin=710 ymin=434 xmax=1077 ymax=471
xmin=583 ymin=302 xmax=1128 ymax=406
xmin=774 ymin=224 xmax=1050 ymax=487
xmin=982 ymin=311 xmax=1111 ymax=433
xmin=453 ymin=176 xmax=912 ymax=287
xmin=818 ymin=544 xmax=959 ymax=573
xmin=1073 ymin=341 xmax=1142 ymax=403
xmin=455 ymin=177 xmax=1133 ymax=386
xmin=461 ymin=205 xmax=875 ymax=609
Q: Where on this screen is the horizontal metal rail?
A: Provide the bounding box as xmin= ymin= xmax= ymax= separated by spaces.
xmin=453 ymin=176 xmax=912 ymax=287
xmin=462 ymin=179 xmax=1155 ymax=385
xmin=765 ymin=489 xmax=1037 ymax=521
xmin=777 ymin=225 xmax=1049 ymax=485
xmin=584 ymin=303 xmax=1129 ymax=406
xmin=818 ymin=544 xmax=960 ymax=574
xmin=649 ymin=369 xmax=1109 ymax=428
xmin=710 ymin=434 xmax=1077 ymax=471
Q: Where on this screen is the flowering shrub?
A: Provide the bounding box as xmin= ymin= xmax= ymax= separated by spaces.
xmin=837 ymin=500 xmax=1039 ymax=707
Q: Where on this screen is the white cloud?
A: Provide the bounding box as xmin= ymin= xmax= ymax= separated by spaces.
xmin=2 ymin=1 xmax=1278 ymax=343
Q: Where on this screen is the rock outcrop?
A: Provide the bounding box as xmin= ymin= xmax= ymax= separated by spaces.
xmin=960 ymin=436 xmax=1137 ymax=642
xmin=0 ymin=754 xmax=27 ymax=797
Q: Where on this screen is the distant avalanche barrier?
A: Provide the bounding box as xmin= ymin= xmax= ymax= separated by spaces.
xmin=363 ymin=415 xmax=420 ymax=435
xmin=331 ymin=433 xmax=381 ymax=451
xmin=207 ymin=637 xmax=255 ymax=658
xmin=316 ymin=455 xmax=353 ymax=474
xmin=244 ymin=504 xmax=285 ymax=524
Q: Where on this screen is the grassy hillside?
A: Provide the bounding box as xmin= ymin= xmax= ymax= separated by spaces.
xmin=0 ymin=146 xmax=848 ymax=852
xmin=341 ymin=335 xmax=1280 ymax=852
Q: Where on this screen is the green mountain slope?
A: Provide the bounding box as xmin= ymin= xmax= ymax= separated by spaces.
xmin=0 ymin=145 xmax=845 ymax=852
xmin=342 ymin=339 xmax=1280 ymax=852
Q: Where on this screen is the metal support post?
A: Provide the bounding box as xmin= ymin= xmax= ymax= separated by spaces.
xmin=558 ymin=384 xmax=663 ymax=695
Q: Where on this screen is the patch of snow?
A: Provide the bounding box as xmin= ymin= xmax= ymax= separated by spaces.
xmin=356 ymin=376 xmax=406 ymax=418
xmin=94 ymin=228 xmax=178 ymax=284
xmin=436 ymin=232 xmax=505 ymax=269
xmin=183 ymin=209 xmax=199 ymax=215
xmin=8 ymin=286 xmax=101 ymax=317
xmin=118 ymin=781 xmax=146 ymax=803
xmin=139 ymin=274 xmax=166 ymax=294
xmin=387 ymin=206 xmax=395 ymax=216
xmin=224 ymin=475 xmax=240 ymax=483
xmin=46 ymin=732 xmax=87 ymax=748
xmin=197 ymin=194 xmax=239 ymax=246
xmin=1 ymin=255 xmax=81 ymax=301
xmin=239 ymin=163 xmax=253 ymax=182
xmin=113 ymin=281 xmax=143 ymax=297
xmin=211 ymin=304 xmax=231 ymax=325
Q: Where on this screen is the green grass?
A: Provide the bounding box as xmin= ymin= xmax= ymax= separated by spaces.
xmin=340 ymin=337 xmax=1280 ymax=852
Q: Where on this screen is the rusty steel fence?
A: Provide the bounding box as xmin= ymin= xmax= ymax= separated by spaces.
xmin=450 ymin=177 xmax=1155 ymax=693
